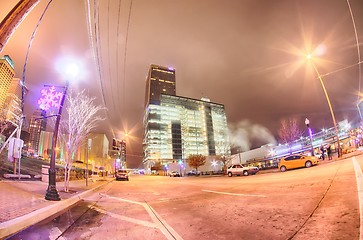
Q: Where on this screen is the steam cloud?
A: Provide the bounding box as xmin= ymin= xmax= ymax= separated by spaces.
xmin=228 ymin=120 xmax=277 ymax=151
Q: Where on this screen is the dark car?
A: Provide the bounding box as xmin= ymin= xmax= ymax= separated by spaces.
xmin=187 ymin=170 xmax=200 ymax=176
xmin=115 ymin=169 xmax=129 ymax=181
xmin=169 ymin=171 xmax=181 ymax=177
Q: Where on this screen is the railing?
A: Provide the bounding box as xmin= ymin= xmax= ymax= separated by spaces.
xmin=266 ymin=124 xmax=351 ymax=160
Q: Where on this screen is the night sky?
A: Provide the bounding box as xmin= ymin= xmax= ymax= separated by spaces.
xmin=1 ymin=0 xmax=362 ymax=168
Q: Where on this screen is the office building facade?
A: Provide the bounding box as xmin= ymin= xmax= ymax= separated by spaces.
xmin=2 ymin=78 xmax=28 ymax=123
xmin=0 ymin=55 xmax=15 ymax=114
xmin=39 ymin=131 xmax=111 ymax=172
xmin=144 ymin=64 xmax=176 ymax=106
xmin=143 ymin=64 xmax=230 ymax=170
xmin=28 ymin=108 xmax=47 ymax=156
xmin=112 ymin=138 xmax=127 ymax=169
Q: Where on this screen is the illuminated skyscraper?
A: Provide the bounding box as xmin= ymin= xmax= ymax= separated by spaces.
xmin=3 ymin=78 xmax=28 ymax=123
xmin=28 ymin=108 xmax=47 ymax=156
xmin=112 ymin=138 xmax=127 ymax=169
xmin=145 ymin=64 xmax=176 ymax=106
xmin=0 ymin=55 xmax=15 ymax=113
xmin=143 ymin=65 xmax=230 ymax=170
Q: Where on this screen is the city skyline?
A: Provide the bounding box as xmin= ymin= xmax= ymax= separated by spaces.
xmin=0 ymin=0 xmax=363 ymax=167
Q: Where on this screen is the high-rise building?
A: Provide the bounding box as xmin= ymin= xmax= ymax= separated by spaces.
xmin=120 ymin=140 xmax=126 ymax=166
xmin=0 ymin=55 xmax=15 ymax=113
xmin=143 ymin=65 xmax=230 ymax=170
xmin=112 ymin=138 xmax=127 ymax=168
xmin=145 ymin=64 xmax=176 ymax=106
xmin=28 ymin=108 xmax=47 ymax=156
xmin=3 ymin=78 xmax=28 ymax=123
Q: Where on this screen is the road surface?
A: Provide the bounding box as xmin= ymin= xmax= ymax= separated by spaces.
xmin=10 ymin=155 xmax=363 ymax=240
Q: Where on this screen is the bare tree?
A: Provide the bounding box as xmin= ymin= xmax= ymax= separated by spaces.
xmin=58 ymin=90 xmax=105 ymax=192
xmin=187 ymin=154 xmax=206 ymax=173
xmin=215 ymin=155 xmax=230 ymax=174
xmin=214 ymin=140 xmax=232 ymax=174
xmin=278 ymin=117 xmax=304 ymax=143
xmin=278 ymin=117 xmax=304 ymax=153
xmin=0 ymin=109 xmax=11 ymax=137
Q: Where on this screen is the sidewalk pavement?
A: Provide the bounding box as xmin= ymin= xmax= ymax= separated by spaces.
xmin=0 ymin=175 xmax=113 ymax=239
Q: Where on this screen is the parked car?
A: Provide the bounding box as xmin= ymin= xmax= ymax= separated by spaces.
xmin=315 ymin=152 xmax=327 ymax=160
xmin=115 ymin=169 xmax=129 ymax=181
xmin=169 ymin=171 xmax=181 ymax=177
xmin=187 ymin=170 xmax=200 ymax=176
xmin=227 ymin=164 xmax=259 ymax=177
xmin=278 ymin=154 xmax=319 ymax=172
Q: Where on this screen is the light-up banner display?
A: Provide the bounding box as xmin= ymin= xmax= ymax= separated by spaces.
xmin=38 ymin=86 xmax=64 ymax=111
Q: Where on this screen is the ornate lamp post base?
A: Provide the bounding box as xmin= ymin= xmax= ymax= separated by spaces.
xmin=45 ymin=169 xmax=60 ymax=201
xmin=45 ymin=186 xmax=60 ymax=201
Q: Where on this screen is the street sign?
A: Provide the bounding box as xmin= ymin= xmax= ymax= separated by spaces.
xmin=7 ymin=137 xmax=23 ymax=161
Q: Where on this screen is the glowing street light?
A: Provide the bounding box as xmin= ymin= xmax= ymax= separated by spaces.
xmin=45 ymin=60 xmax=80 ymax=201
xmin=306 ymin=54 xmax=341 ymax=157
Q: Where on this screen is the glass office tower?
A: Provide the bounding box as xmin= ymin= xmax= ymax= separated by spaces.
xmin=0 ymin=55 xmax=15 ymax=113
xmin=145 ymin=64 xmax=176 ymax=107
xmin=28 ymin=108 xmax=47 ymax=156
xmin=143 ymin=64 xmax=230 ymax=170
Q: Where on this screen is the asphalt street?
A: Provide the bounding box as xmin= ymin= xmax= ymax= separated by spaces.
xmin=9 ymin=155 xmax=363 ymax=240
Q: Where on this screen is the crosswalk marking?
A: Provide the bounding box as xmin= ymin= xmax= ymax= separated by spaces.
xmin=202 ymin=189 xmax=266 ymax=197
xmin=99 ymin=194 xmax=184 ymax=240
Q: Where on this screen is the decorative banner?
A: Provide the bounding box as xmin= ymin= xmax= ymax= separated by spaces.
xmin=38 ymin=86 xmax=64 ymax=111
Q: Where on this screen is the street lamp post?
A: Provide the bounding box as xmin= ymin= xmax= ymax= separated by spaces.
xmin=305 ymin=118 xmax=314 ymax=156
xmin=45 ymin=80 xmax=68 ymax=201
xmin=307 ymin=54 xmax=341 ymax=157
xmin=86 ymin=138 xmax=91 ymax=187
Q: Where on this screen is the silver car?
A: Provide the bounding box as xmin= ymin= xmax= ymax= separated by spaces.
xmin=115 ymin=169 xmax=129 ymax=181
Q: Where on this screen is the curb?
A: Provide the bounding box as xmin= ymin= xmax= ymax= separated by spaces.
xmin=0 ymin=179 xmax=113 ymax=239
xmin=3 ymin=174 xmax=31 ymax=179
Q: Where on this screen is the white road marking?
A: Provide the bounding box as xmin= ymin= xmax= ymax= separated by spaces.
xmin=146 ymin=204 xmax=183 ymax=240
xmin=352 ymin=157 xmax=363 ymax=240
xmin=90 ymin=205 xmax=158 ymax=228
xmin=157 ymin=198 xmax=170 ymax=202
xmin=49 ymin=227 xmax=66 ymax=240
xmin=202 ymin=189 xmax=266 ymax=197
xmin=99 ymin=194 xmax=184 ymax=240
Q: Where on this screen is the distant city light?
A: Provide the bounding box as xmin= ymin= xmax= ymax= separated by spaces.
xmin=291 ymin=144 xmax=302 ymax=150
xmin=268 ymin=149 xmax=275 ymax=156
xmin=312 ymin=139 xmax=323 ymax=146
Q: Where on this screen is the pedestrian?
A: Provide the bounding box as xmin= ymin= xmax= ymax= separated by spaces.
xmin=327 ymin=144 xmax=332 ymax=160
xmin=320 ymin=145 xmax=325 ymax=160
